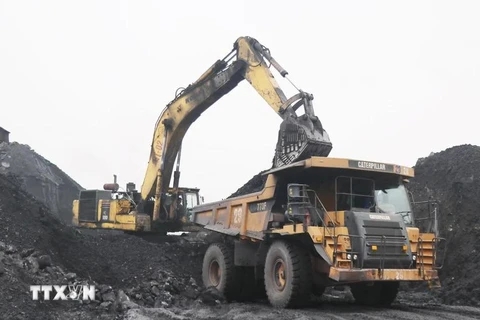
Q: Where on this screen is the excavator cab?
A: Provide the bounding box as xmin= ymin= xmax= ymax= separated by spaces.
xmin=72 ymin=177 xmax=204 ymax=232
xmin=164 ymin=187 xmax=202 ymax=222
xmin=181 ymin=187 xmax=204 ymax=221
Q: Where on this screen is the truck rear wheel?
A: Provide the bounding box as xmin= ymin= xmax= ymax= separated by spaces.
xmin=350 ymin=281 xmax=399 ymax=306
xmin=264 ymin=240 xmax=312 ymax=308
xmin=202 ymin=243 xmax=237 ymax=301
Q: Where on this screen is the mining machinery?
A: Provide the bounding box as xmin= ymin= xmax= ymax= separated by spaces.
xmin=72 ymin=36 xmax=332 ymax=232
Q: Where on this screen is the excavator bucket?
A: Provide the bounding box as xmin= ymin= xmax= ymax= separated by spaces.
xmin=273 ymin=114 xmax=332 ymax=168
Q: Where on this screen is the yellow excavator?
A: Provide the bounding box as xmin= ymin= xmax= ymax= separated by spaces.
xmin=72 ymin=36 xmax=332 ymax=232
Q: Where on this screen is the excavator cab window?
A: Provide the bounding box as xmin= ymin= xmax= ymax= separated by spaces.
xmin=185 ymin=192 xmax=199 ymax=209
xmin=182 ymin=191 xmax=200 ymax=221
xmin=177 ymin=195 xmax=184 ymax=206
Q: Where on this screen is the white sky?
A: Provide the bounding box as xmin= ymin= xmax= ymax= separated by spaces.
xmin=1 ymin=1 xmax=479 ymax=202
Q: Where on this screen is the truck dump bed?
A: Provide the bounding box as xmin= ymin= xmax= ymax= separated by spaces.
xmin=192 ymin=156 xmax=414 ymax=239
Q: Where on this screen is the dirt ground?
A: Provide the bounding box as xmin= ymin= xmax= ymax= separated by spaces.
xmin=123 ymin=302 xmax=480 ymax=320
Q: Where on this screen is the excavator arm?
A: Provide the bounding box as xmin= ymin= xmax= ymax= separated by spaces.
xmin=139 ymin=36 xmax=332 ymax=222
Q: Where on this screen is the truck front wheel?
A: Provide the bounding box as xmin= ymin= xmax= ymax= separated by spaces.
xmin=202 ymin=243 xmax=237 ymax=301
xmin=264 ymin=240 xmax=312 ymax=308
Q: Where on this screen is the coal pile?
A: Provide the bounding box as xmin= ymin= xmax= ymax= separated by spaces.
xmin=409 ymin=144 xmax=480 ymax=306
xmin=0 ymin=240 xmax=114 ymax=320
xmin=228 ymin=169 xmax=269 ymax=198
xmin=0 ymin=173 xmax=112 ymax=319
xmin=0 ymin=172 xmax=214 ymax=319
xmin=0 ymin=141 xmax=83 ymax=224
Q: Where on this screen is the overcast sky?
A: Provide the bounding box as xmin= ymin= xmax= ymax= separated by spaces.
xmin=1 ymin=1 xmax=479 ymax=202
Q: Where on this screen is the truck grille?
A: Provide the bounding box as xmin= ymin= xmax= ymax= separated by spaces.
xmin=345 ymin=211 xmax=412 ymax=269
xmin=364 ymin=220 xmax=408 ymax=258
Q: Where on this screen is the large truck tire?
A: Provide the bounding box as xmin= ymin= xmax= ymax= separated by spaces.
xmin=202 ymin=243 xmax=238 ymax=301
xmin=264 ymin=240 xmax=312 ymax=308
xmin=350 ymin=281 xmax=399 ymax=306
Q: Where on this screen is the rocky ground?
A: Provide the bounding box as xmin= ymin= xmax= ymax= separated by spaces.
xmin=1 ymin=142 xmax=480 ymax=319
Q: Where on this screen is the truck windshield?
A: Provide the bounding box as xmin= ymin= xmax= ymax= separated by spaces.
xmin=375 ymin=185 xmax=413 ymax=224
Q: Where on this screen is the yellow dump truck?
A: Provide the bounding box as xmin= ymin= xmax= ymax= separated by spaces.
xmin=192 ymin=156 xmax=445 ymax=308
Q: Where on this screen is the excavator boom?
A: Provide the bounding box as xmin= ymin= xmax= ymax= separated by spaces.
xmin=72 ymin=36 xmax=333 ymax=231
xmin=139 ymin=36 xmax=333 ymax=222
